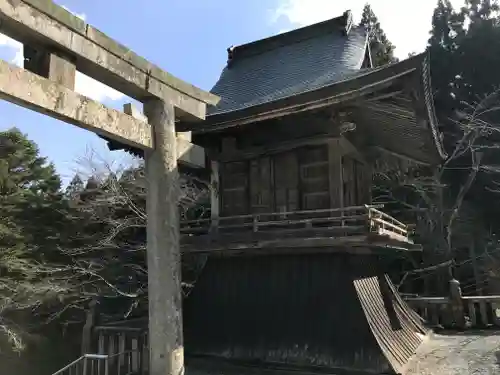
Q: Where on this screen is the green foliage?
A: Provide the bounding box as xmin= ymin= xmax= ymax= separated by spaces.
xmin=358 ymin=4 xmax=397 ymax=67
xmin=0 ymin=128 xmax=71 ymax=349
xmin=428 ymin=0 xmax=500 ymax=117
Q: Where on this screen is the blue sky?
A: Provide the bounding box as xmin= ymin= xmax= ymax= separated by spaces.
xmin=0 ymin=0 xmax=462 ymax=185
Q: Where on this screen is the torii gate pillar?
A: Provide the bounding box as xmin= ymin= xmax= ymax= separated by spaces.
xmin=0 ymin=2 xmax=219 ymax=375
xmin=144 ymin=99 xmax=184 ymax=375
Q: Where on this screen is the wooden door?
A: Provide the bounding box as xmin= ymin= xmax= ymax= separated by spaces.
xmin=342 ymin=156 xmax=358 ymax=207
xmin=298 ymin=145 xmax=330 ymax=210
xmin=342 ymin=155 xmax=371 ymax=206
xmin=220 ymin=161 xmax=249 ymax=216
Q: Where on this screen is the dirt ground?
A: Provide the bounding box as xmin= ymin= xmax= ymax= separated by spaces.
xmin=406 ymin=330 xmax=500 ymax=375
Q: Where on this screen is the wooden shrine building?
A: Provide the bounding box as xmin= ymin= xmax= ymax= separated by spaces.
xmin=91 ymin=10 xmax=446 ymax=375
xmin=177 ymin=10 xmax=445 ymax=375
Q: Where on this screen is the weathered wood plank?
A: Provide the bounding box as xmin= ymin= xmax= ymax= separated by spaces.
xmin=274 ymin=151 xmax=299 ymax=213
xmin=327 ymin=139 xmax=342 ymax=209
xmin=0 ymin=0 xmax=219 ymax=120
xmin=0 ymin=57 xmax=152 ymax=149
xmin=210 ymin=161 xmax=220 ymax=230
xmin=181 ymin=232 xmax=420 ymax=254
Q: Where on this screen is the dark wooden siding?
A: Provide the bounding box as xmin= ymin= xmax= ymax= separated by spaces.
xmin=342 ymin=155 xmax=371 ymax=207
xmin=249 ymin=157 xmax=274 ymax=213
xmin=184 ymin=254 xmax=426 ymax=373
xmin=184 ymin=254 xmax=404 ymax=374
xmin=219 ymin=145 xmax=373 ymax=216
xmin=274 ymin=151 xmax=299 ymax=213
xmin=220 ymin=161 xmax=249 ymax=215
xmin=298 ymin=145 xmax=330 ymax=210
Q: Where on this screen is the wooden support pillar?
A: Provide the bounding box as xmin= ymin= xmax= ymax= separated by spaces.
xmin=80 ymin=299 xmax=98 ymax=355
xmin=210 ymin=160 xmax=220 ymax=232
xmin=327 ymin=139 xmax=343 ymax=209
xmin=144 ymin=99 xmax=184 ymax=375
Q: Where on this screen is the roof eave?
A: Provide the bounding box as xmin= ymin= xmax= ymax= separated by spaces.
xmin=181 ymin=53 xmax=427 ymax=134
xmin=420 ymin=54 xmax=447 ymax=161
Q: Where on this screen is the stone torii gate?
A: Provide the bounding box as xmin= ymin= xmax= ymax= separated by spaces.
xmin=0 ymin=1 xmax=219 ymax=375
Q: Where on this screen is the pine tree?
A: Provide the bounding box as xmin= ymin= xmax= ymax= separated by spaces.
xmin=65 ymin=174 xmax=84 ymax=201
xmin=358 ymin=4 xmax=397 ymax=67
xmin=0 ymin=128 xmax=70 ymax=349
xmin=0 ymin=128 xmax=67 ymax=259
xmin=427 ymin=0 xmax=464 ymax=116
xmin=428 ymin=0 xmax=500 ymax=119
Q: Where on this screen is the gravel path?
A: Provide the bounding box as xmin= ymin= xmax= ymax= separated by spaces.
xmin=406 ymin=331 xmax=500 ymax=375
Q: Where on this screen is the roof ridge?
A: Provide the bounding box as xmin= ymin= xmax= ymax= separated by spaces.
xmin=227 ymin=10 xmax=354 ymax=64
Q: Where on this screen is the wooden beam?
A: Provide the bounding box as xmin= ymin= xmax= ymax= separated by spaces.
xmin=182 ymin=234 xmax=422 ymax=254
xmin=370 ymin=146 xmax=429 ymax=166
xmin=210 ymin=160 xmax=220 ymax=230
xmin=0 ymin=57 xmax=152 ymax=150
xmin=327 ymin=139 xmax=343 ymax=209
xmin=0 ymin=0 xmax=219 ymax=120
xmin=339 ymin=137 xmax=367 ymax=164
xmin=217 ymin=132 xmax=341 ymax=162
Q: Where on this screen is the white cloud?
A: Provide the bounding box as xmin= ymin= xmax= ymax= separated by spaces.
xmin=273 ymin=0 xmax=464 ymax=59
xmin=0 ymin=4 xmax=123 ymax=102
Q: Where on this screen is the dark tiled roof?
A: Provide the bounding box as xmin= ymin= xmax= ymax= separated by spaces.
xmin=208 ymin=18 xmax=368 ymax=116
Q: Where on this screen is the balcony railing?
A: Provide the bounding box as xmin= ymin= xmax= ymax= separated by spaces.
xmin=180 ymin=204 xmax=415 ymax=252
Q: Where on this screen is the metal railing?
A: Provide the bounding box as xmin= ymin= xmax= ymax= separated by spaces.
xmin=180 ymin=204 xmax=411 ymax=242
xmin=52 ymin=354 xmax=108 ymax=375
xmin=52 ymin=349 xmax=144 ymax=375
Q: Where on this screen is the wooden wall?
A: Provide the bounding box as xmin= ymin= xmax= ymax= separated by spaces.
xmin=218 ymin=142 xmax=372 ymax=216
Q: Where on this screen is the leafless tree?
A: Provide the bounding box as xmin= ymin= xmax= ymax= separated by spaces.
xmin=0 ymin=244 xmax=73 ymax=350
xmin=372 ymin=91 xmax=500 ymax=294
xmin=52 ymin=152 xmax=210 ymax=325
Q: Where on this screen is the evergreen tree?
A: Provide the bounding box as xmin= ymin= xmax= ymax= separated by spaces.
xmin=65 ymin=174 xmax=84 ymax=201
xmin=358 ymin=4 xmax=397 ymax=67
xmin=0 ymin=128 xmax=67 ymax=261
xmin=0 ymin=128 xmax=70 ymax=349
xmin=428 ymin=0 xmax=500 ymax=116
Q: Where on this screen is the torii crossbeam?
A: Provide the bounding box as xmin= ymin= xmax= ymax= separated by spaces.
xmin=0 ymin=2 xmax=219 ymax=375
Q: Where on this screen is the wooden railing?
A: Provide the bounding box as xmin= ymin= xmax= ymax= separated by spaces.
xmin=405 ymin=285 xmax=500 ymax=329
xmin=181 ymin=204 xmax=411 ymax=243
xmin=92 ymin=325 xmax=149 ymax=375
